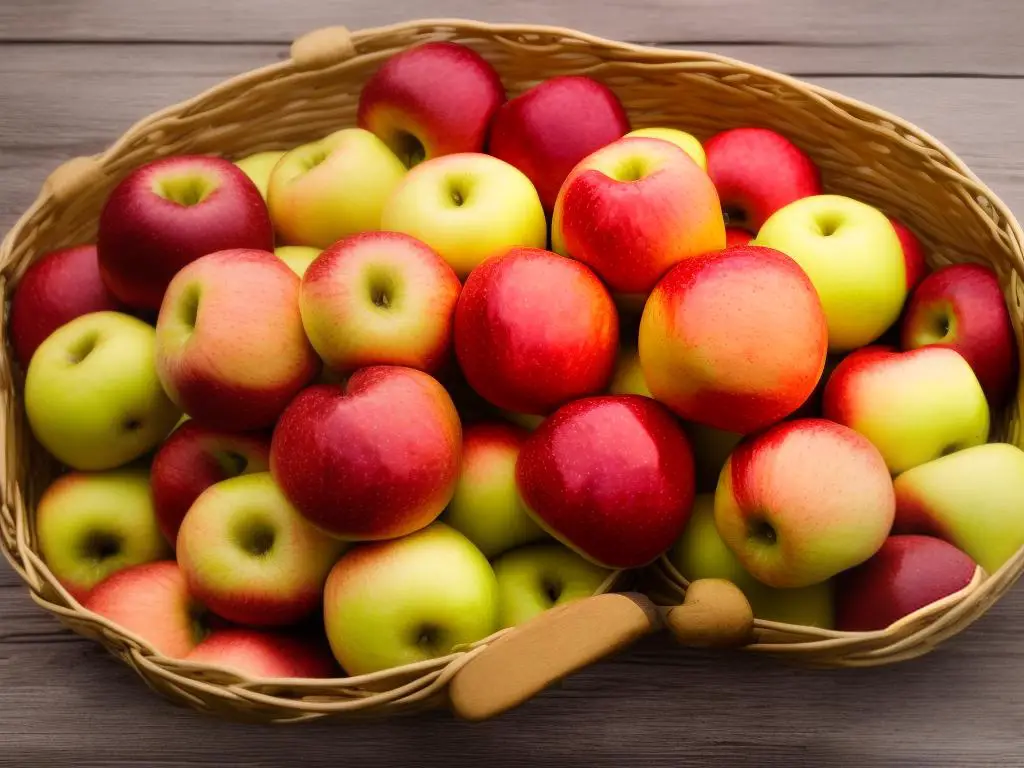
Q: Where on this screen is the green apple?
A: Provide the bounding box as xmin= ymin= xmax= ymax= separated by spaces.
xmin=381 ymin=152 xmax=547 ymax=278
xmin=754 ymin=195 xmax=906 ymax=351
xmin=274 ymin=245 xmax=321 ymax=277
xmin=323 ymin=523 xmax=498 ymax=675
xmin=626 ymin=127 xmax=706 ymax=170
xmin=443 ymin=422 xmax=547 ymax=558
xmin=493 ymin=543 xmax=613 ymax=628
xmin=25 ymin=311 xmax=181 ymax=470
xmin=669 ymin=494 xmax=834 ymax=627
xmin=234 ymin=150 xmax=285 ymax=200
xmin=37 ymin=468 xmax=170 ymax=601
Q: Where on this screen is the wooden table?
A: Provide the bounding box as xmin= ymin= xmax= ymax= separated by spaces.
xmin=2 ymin=3 xmax=1022 ymax=765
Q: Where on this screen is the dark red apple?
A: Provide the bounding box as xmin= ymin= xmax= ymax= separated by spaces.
xmin=98 ymin=155 xmax=273 ymax=310
xmin=516 ymin=395 xmax=695 ymax=568
xmin=889 ymin=217 xmax=928 ymax=291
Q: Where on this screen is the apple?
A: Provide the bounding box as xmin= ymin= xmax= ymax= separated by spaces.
xmin=684 ymin=422 xmax=743 ymax=493
xmin=890 ymin=217 xmax=927 ymax=291
xmin=185 ymin=629 xmax=337 ymax=678
xmin=9 ymin=244 xmax=124 ymax=369
xmin=835 ymin=535 xmax=976 ymax=632
xmin=454 ymin=247 xmax=619 ymax=414
xmin=274 ymin=245 xmax=321 ymax=277
xmin=552 ymin=136 xmax=725 ymax=298
xmin=26 ymin=311 xmax=181 ymax=470
xmin=36 ymin=469 xmax=170 ymax=601
xmin=488 ymin=76 xmax=629 ymax=210
xmin=516 ymin=395 xmax=695 ymax=569
xmin=98 ymin=155 xmax=273 ymax=310
xmin=300 ymin=232 xmax=461 ymax=375
xmin=823 ymin=346 xmax=990 ymax=474
xmin=83 ymin=561 xmax=206 ymax=658
xmin=151 ymin=421 xmax=271 ymax=545
xmin=704 ymin=127 xmax=821 ymax=232
xmin=323 ymin=523 xmax=498 ymax=675
xmin=493 ymin=543 xmax=613 ymax=628
xmin=502 ymin=412 xmax=545 ymax=431
xmin=901 ymin=263 xmax=1017 ymax=408
xmin=754 ymin=195 xmax=906 ymax=351
xmin=267 ymin=128 xmax=406 ymax=249
xmin=639 ymin=245 xmax=828 ymax=433
xmin=234 ymin=150 xmax=286 ymax=200
xmin=358 ymin=41 xmax=504 ymax=166
xmin=443 ymin=422 xmax=546 ymax=558
xmin=725 ymin=227 xmax=753 ymax=247
xmin=177 ymin=473 xmax=343 ymax=626
xmin=892 ymin=442 xmax=1024 ymax=574
xmin=669 ymin=494 xmax=834 ymax=628
xmin=271 ymin=366 xmax=461 ymax=540
xmin=608 ymin=347 xmax=651 ymax=397
xmin=715 ymin=419 xmax=895 ymax=588
xmin=626 ymin=127 xmax=705 ymax=169
xmin=381 ymin=153 xmax=546 ymax=279
xmin=156 ymin=249 xmax=319 ymax=431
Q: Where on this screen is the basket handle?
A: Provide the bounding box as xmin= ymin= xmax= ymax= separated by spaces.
xmin=290 ymin=26 xmax=357 ymax=69
xmin=448 ymin=579 xmax=753 ymax=721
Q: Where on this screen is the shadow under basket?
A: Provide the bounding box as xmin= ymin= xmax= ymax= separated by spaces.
xmin=2 ymin=19 xmax=1024 ymax=723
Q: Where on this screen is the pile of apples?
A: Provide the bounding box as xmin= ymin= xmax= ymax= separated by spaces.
xmin=12 ymin=40 xmax=1023 ymax=681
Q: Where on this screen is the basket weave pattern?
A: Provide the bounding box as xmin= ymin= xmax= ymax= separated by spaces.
xmin=1 ymin=19 xmax=1023 ymax=720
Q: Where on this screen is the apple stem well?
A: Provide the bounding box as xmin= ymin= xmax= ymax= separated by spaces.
xmin=67 ymin=331 xmax=99 ymax=364
xmin=392 ymin=131 xmax=426 ymax=168
xmin=80 ymin=531 xmax=121 ymax=562
xmin=178 ymin=284 xmax=201 ymax=330
xmin=153 ymin=176 xmax=216 ymax=207
xmin=749 ymin=519 xmax=778 ymax=545
xmin=233 ymin=520 xmax=276 ymax=557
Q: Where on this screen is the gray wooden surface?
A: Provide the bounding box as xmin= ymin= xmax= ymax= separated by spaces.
xmin=1 ymin=2 xmax=1023 ymax=766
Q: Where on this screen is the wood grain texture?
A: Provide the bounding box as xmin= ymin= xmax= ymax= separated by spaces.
xmin=2 ymin=1 xmax=1024 ymax=764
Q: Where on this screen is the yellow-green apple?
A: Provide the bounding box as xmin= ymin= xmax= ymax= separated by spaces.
xmin=901 ymin=264 xmax=1017 ymax=408
xmin=454 ymin=247 xmax=618 ymax=414
xmin=323 ymin=523 xmax=498 ymax=675
xmin=684 ymin=422 xmax=743 ymax=493
xmin=177 ymin=473 xmax=343 ymax=626
xmin=639 ymin=246 xmax=828 ymax=433
xmin=234 ymin=150 xmax=285 ymax=200
xmin=150 ymin=420 xmax=270 ymax=544
xmin=715 ymin=419 xmax=895 ymax=588
xmin=98 ymin=155 xmax=273 ymax=310
xmin=552 ymin=136 xmax=725 ymax=298
xmin=488 ymin=76 xmax=629 ymax=210
xmin=626 ymin=127 xmax=705 ymax=169
xmin=754 ymin=195 xmax=906 ymax=351
xmin=669 ymin=494 xmax=834 ymax=627
xmin=300 ymin=232 xmax=461 ymax=375
xmin=185 ymin=628 xmax=337 ymax=678
xmin=274 ymin=245 xmax=321 ymax=277
xmin=26 ymin=311 xmax=181 ymax=470
xmin=835 ymin=535 xmax=976 ymax=631
xmin=271 ymin=366 xmax=461 ymax=540
xmin=10 ymin=245 xmax=124 ymax=369
xmin=705 ymin=127 xmax=821 ymax=232
xmin=725 ymin=227 xmax=753 ymax=247
xmin=357 ymin=41 xmax=504 ymax=166
xmin=83 ymin=561 xmax=206 ymax=658
xmin=892 ymin=443 xmax=1024 ymax=573
xmin=609 ymin=347 xmax=651 ymax=397
xmin=156 ymin=249 xmax=319 ymax=431
xmin=443 ymin=422 xmax=546 ymax=558
xmin=37 ymin=469 xmax=170 ymax=601
xmin=493 ymin=543 xmax=612 ymax=628
xmin=823 ymin=346 xmax=989 ymax=474
xmin=890 ymin=217 xmax=927 ymax=291
xmin=267 ymin=128 xmax=406 ymax=249
xmin=516 ymin=395 xmax=695 ymax=568
xmin=381 ymin=153 xmax=546 ymax=278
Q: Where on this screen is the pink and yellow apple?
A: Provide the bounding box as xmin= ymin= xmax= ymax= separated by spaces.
xmin=274 ymin=246 xmax=321 ymax=277
xmin=185 ymin=629 xmax=337 ymax=679
xmin=639 ymin=246 xmax=828 ymax=434
xmin=626 ymin=127 xmax=705 ymax=169
xmin=454 ymin=247 xmax=618 ymax=414
xmin=715 ymin=419 xmax=895 ymax=588
xmin=234 ymin=150 xmax=286 ymax=200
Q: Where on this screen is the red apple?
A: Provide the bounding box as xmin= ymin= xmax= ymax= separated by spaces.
xmin=724 ymin=227 xmax=753 ymax=247
xmin=516 ymin=395 xmax=695 ymax=568
xmin=270 ymin=366 xmax=462 ymax=540
xmin=9 ymin=244 xmax=124 ymax=368
xmin=836 ymin=535 xmax=976 ymax=631
xmin=705 ymin=127 xmax=821 ymax=232
xmin=454 ymin=247 xmax=619 ymax=414
xmin=151 ymin=421 xmax=271 ymax=545
xmin=98 ymin=156 xmax=273 ymax=310
xmin=488 ymin=76 xmax=629 ymax=211
xmin=889 ymin=217 xmax=928 ymax=291
xmin=900 ymin=263 xmax=1017 ymax=407
xmin=357 ymin=42 xmax=504 ymax=166
xmin=185 ymin=629 xmax=337 ymax=678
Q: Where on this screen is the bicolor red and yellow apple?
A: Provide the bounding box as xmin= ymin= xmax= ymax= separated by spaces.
xmin=185 ymin=628 xmax=337 ymax=679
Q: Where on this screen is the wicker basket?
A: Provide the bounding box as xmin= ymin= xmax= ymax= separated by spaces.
xmin=2 ymin=19 xmax=1023 ymax=723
